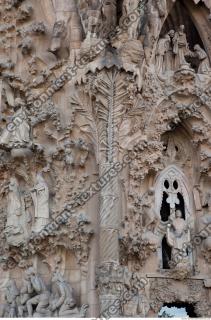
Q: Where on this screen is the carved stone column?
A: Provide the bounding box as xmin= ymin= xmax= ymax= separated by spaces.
xmin=98 ymin=163 xmax=122 ymax=316
xmin=95 ymin=69 xmax=128 ymax=316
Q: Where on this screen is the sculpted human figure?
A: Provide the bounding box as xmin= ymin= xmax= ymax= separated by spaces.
xmin=25 ymin=267 xmax=50 ymax=317
xmin=122 ymin=0 xmax=140 ymax=39
xmin=18 ymin=276 xmax=33 ymax=317
xmin=167 ymin=210 xmax=190 ymax=259
xmin=50 ymin=20 xmax=66 ymax=54
xmin=156 ymin=34 xmax=170 ymax=74
xmin=0 ymin=98 xmax=30 ymax=148
xmin=141 ymin=188 xmax=159 ymax=231
xmin=173 ymin=25 xmax=189 ymax=68
xmin=64 ymin=140 xmax=74 ymax=166
xmin=69 ymin=11 xmax=83 ymax=63
xmin=31 ymin=172 xmax=50 ymax=233
xmin=193 ymin=44 xmax=210 ymax=74
xmin=86 ymin=10 xmax=101 ymax=40
xmin=4 ymin=280 xmax=19 ymax=317
xmin=4 ymin=177 xmax=28 ymax=245
xmin=164 ymin=30 xmax=175 ymax=71
xmin=50 ymin=271 xmax=88 ymax=317
xmin=146 ymin=0 xmax=167 ymax=42
xmin=50 ymin=0 xmax=77 ymax=53
xmin=101 ymin=0 xmax=116 ymax=34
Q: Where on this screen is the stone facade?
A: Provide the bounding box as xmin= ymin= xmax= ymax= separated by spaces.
xmin=1 ymin=0 xmax=211 ymax=317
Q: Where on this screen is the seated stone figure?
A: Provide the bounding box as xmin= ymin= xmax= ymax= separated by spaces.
xmin=24 ymin=267 xmax=51 ymax=317
xmin=17 ymin=273 xmax=34 ymax=317
xmin=50 ymin=270 xmax=88 ymax=317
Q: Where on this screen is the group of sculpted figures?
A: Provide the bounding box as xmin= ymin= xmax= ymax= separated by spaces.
xmin=156 ymin=25 xmax=211 ymax=74
xmin=49 ymin=0 xmax=211 ymax=80
xmin=1 ymin=267 xmax=87 ymax=317
xmin=4 ymin=172 xmax=49 ymax=246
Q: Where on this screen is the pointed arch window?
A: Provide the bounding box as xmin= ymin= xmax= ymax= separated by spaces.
xmin=155 ymin=165 xmax=191 ymax=222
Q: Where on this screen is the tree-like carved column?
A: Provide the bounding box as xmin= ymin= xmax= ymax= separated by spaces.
xmin=94 ymin=69 xmax=128 ymax=316
xmin=70 ymin=69 xmax=129 ymax=316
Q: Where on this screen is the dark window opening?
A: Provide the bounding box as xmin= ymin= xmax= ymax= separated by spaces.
xmin=173 ymin=180 xmax=178 ymax=190
xmin=164 ymin=180 xmax=169 ymax=189
xmin=162 ymin=236 xmax=172 ymax=269
xmin=159 ymin=302 xmax=197 ymax=318
xmin=160 ymin=192 xmax=170 ymax=222
xmin=175 ymin=192 xmax=185 ymax=220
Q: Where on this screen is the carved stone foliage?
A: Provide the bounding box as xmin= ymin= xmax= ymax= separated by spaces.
xmin=119 ymin=190 xmax=159 ymax=268
xmin=1 ymin=212 xmax=93 ymax=269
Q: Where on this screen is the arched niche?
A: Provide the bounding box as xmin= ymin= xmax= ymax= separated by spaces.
xmin=161 ymin=0 xmax=211 ymax=60
xmin=161 ymin=0 xmax=204 ymax=49
xmin=154 ymin=165 xmax=193 ymax=222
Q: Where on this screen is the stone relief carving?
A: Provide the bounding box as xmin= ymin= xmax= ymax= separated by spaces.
xmin=30 ymin=172 xmax=50 ymax=233
xmin=51 ymin=270 xmax=88 ymax=317
xmin=4 ymin=177 xmax=28 ymax=246
xmin=1 ymin=267 xmax=88 ymax=317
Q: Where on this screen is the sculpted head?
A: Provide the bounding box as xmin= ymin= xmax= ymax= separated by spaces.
xmin=168 ymin=29 xmax=175 ymax=38
xmin=179 ymin=25 xmax=185 ymax=32
xmin=175 ymin=210 xmax=182 ymax=218
xmin=148 ymin=187 xmax=154 ymax=196
xmin=194 ymin=44 xmax=201 ymax=51
xmin=9 ymin=177 xmax=18 ymax=189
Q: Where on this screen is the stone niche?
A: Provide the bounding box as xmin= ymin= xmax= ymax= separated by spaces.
xmin=1 ymin=0 xmax=211 ymax=317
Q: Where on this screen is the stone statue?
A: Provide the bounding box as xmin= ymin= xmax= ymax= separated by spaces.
xmin=156 ymin=34 xmax=170 ymax=74
xmin=31 ymin=172 xmax=50 ymax=233
xmin=167 ymin=210 xmax=190 ymax=259
xmin=146 ymin=0 xmax=167 ymax=42
xmin=50 ymin=0 xmax=83 ymax=61
xmin=141 ymin=188 xmax=159 ymax=231
xmin=25 ymin=267 xmax=50 ymax=317
xmin=0 ymin=98 xmax=30 ymax=148
xmin=50 ymin=20 xmax=66 ymax=54
xmin=50 ymin=270 xmax=88 ymax=317
xmin=64 ymin=140 xmax=74 ymax=166
xmin=101 ymin=0 xmax=116 ymax=35
xmin=69 ymin=11 xmax=83 ymax=63
xmin=173 ymin=25 xmax=189 ymax=68
xmin=18 ymin=276 xmax=33 ymax=317
xmin=164 ymin=30 xmax=175 ymax=71
xmin=122 ymin=0 xmax=140 ymax=39
xmin=4 ymin=177 xmax=27 ymax=246
xmin=4 ymin=280 xmax=19 ymax=317
xmin=193 ymin=44 xmax=210 ymax=74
